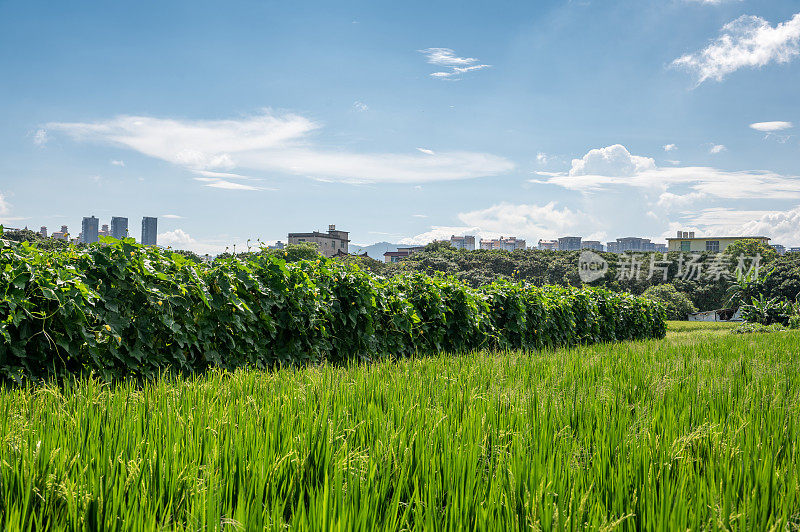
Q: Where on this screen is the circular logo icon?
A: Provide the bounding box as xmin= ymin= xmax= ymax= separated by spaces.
xmin=578 ymin=250 xmax=608 ymax=283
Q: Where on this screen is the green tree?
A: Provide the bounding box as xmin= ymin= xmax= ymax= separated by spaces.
xmin=723 ymin=239 xmax=777 ymax=264
xmin=642 ymin=284 xmax=697 ymax=320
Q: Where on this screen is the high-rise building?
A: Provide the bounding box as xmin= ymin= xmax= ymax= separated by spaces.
xmin=450 ymin=235 xmax=475 ymax=250
xmin=141 ymin=217 xmax=158 ymax=246
xmin=81 ymin=216 xmax=99 ymax=244
xmin=39 ymin=226 xmax=48 ymax=238
xmin=557 ymin=236 xmax=582 ymax=251
xmin=111 ymin=217 xmax=128 ymax=239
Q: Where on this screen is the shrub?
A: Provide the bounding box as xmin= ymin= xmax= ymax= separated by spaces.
xmin=0 ymin=237 xmax=666 ymax=382
xmin=642 ymin=284 xmax=697 ymax=320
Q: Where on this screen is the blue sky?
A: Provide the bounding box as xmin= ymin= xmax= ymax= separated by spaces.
xmin=1 ymin=0 xmax=799 ymax=253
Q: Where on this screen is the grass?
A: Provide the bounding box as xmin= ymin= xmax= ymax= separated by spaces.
xmin=1 ymin=323 xmax=799 ymax=530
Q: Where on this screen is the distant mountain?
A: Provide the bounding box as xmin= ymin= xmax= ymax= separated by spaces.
xmin=349 ymin=241 xmax=401 ymax=260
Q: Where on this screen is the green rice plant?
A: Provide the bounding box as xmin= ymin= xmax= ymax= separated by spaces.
xmin=0 ymin=327 xmax=797 ymax=530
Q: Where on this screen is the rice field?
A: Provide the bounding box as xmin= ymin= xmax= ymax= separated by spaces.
xmin=1 ymin=323 xmax=799 ymax=531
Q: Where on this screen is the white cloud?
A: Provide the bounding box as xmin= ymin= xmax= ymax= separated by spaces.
xmin=657 ymin=191 xmax=707 ymax=210
xmin=709 ymin=144 xmax=726 ymax=154
xmin=353 ymin=101 xmax=369 ymax=112
xmin=536 ymin=152 xmax=549 ymax=164
xmin=158 ymin=229 xmax=234 ymax=255
xmin=46 ymin=110 xmax=513 ymax=185
xmin=110 ymin=159 xmax=125 ymax=166
xmin=412 ymin=214 xmax=428 ymax=218
xmin=416 ymin=147 xmax=435 ymax=155
xmin=400 ymin=226 xmax=482 ymax=246
xmin=663 ymin=144 xmax=677 ymax=152
xmin=569 ymin=144 xmax=655 ymax=177
xmin=161 ymin=214 xmax=183 ymax=219
xmin=739 ymin=206 xmax=800 ymax=245
xmin=0 ymin=192 xmax=27 ymax=225
xmin=401 ymin=202 xmax=586 ymax=245
xmin=534 ymin=144 xmax=800 ymax=200
xmin=672 ymin=13 xmax=800 ymax=84
xmin=33 ymin=129 xmax=48 ymax=146
xmin=749 ymin=121 xmax=793 ymax=132
xmin=192 ymin=178 xmax=265 ymax=191
xmin=675 ymin=206 xmax=800 ymax=246
xmin=419 ymin=47 xmax=491 ymax=79
xmin=458 ymin=202 xmax=582 ymax=239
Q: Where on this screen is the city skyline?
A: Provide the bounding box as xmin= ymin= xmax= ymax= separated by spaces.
xmin=1 ymin=1 xmax=799 ymax=255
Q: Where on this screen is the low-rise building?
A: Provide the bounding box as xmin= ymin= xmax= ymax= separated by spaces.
xmin=52 ymin=225 xmax=69 ymax=240
xmin=39 ymin=226 xmax=47 ymax=238
xmin=771 ymin=244 xmax=786 ymax=254
xmin=581 ymin=240 xmax=604 ymax=252
xmin=557 ymin=236 xmax=582 ymax=251
xmin=268 ymin=241 xmax=285 ymax=250
xmin=288 ymin=224 xmax=349 ymax=258
xmin=450 ymin=235 xmax=475 ymax=250
xmin=789 ymin=247 xmax=800 ymax=253
xmin=538 ymin=239 xmax=558 ymax=251
xmin=384 ymin=245 xmax=425 ymax=263
xmin=480 ymin=236 xmax=526 ymax=251
xmin=666 ymin=231 xmax=770 ymax=253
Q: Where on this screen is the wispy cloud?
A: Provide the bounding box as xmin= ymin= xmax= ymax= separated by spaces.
xmin=161 ymin=214 xmax=184 ymax=219
xmin=419 ymin=48 xmax=491 ymax=79
xmin=709 ymin=144 xmax=726 ymax=154
xmin=663 ymin=144 xmax=677 ymax=152
xmin=353 ymin=101 xmax=369 ymax=112
xmin=685 ymin=0 xmax=742 ymax=4
xmin=33 ymin=129 xmax=48 ymax=146
xmin=672 ymin=13 xmax=800 ymax=84
xmin=46 ymin=110 xmax=513 ymax=186
xmin=110 ymin=159 xmax=125 ymax=166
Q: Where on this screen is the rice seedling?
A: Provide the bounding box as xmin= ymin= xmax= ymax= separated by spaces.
xmin=1 ymin=325 xmax=798 ymax=530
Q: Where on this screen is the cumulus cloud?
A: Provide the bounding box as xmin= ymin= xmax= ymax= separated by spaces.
xmin=353 ymin=101 xmax=369 ymax=112
xmin=672 ymin=13 xmax=800 ymax=84
xmin=536 ymin=152 xmax=549 ymax=164
xmin=663 ymin=144 xmax=677 ymax=152
xmin=419 ymin=47 xmax=491 ymax=79
xmin=45 ymin=110 xmax=513 ymax=185
xmin=158 ymin=229 xmax=236 ymax=255
xmin=569 ymin=144 xmax=656 ymax=177
xmin=533 ymin=144 xmax=800 ymax=199
xmin=676 ymin=206 xmax=800 ymax=246
xmin=400 ymin=202 xmax=584 ymax=245
xmin=740 ymin=206 xmax=800 ymax=245
xmin=749 ymin=121 xmax=793 ymax=132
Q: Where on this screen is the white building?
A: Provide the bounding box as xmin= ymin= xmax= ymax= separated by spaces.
xmin=288 ymin=225 xmax=349 ymax=257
